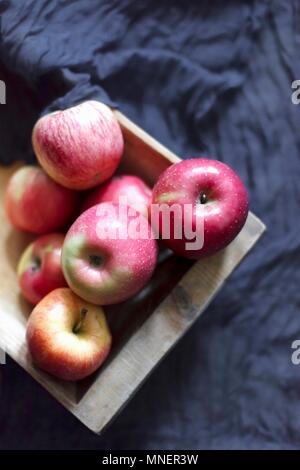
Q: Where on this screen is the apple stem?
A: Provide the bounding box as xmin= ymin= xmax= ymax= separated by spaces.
xmin=199 ymin=192 xmax=208 ymax=204
xmin=73 ymin=308 xmax=88 ymax=334
xmin=89 ymin=254 xmax=103 ymax=267
xmin=31 ymin=256 xmax=41 ymax=272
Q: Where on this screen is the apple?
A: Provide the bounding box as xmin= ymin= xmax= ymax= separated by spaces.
xmin=26 ymin=288 xmax=112 ymax=381
xmin=17 ymin=233 xmax=67 ymax=305
xmin=81 ymin=174 xmax=152 ymax=218
xmin=5 ymin=166 xmax=78 ymax=234
xmin=152 ymin=158 xmax=249 ymax=259
xmin=61 ymin=202 xmax=158 ymax=305
xmin=32 ymin=101 xmax=124 ymax=190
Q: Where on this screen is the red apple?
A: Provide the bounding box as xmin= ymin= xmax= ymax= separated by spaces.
xmin=152 ymin=158 xmax=249 ymax=259
xmin=82 ymin=175 xmax=152 ymax=218
xmin=5 ymin=166 xmax=78 ymax=234
xmin=26 ymin=288 xmax=112 ymax=381
xmin=17 ymin=233 xmax=67 ymax=305
xmin=62 ymin=202 xmax=158 ymax=305
xmin=32 ymin=101 xmax=124 ymax=190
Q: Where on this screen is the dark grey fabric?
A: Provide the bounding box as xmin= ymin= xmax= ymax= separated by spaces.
xmin=0 ymin=0 xmax=299 ymax=450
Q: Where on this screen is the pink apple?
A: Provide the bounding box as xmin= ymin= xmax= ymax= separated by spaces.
xmin=32 ymin=101 xmax=124 ymax=190
xmin=81 ymin=175 xmax=152 ymax=218
xmin=5 ymin=166 xmax=78 ymax=234
xmin=26 ymin=288 xmax=112 ymax=381
xmin=152 ymin=158 xmax=249 ymax=259
xmin=17 ymin=233 xmax=67 ymax=305
xmin=62 ymin=202 xmax=158 ymax=305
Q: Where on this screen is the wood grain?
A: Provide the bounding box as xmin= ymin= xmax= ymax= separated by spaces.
xmin=0 ymin=112 xmax=266 ymax=433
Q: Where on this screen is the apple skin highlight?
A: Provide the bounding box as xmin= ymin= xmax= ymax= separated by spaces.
xmin=26 ymin=288 xmax=112 ymax=381
xmin=5 ymin=166 xmax=78 ymax=234
xmin=62 ymin=202 xmax=158 ymax=305
xmin=152 ymin=158 xmax=249 ymax=259
xmin=32 ymin=101 xmax=124 ymax=190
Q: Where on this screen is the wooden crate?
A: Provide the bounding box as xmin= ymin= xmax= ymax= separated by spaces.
xmin=0 ymin=111 xmax=265 ymax=433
